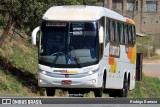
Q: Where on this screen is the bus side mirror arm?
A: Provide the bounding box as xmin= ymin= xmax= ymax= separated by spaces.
xmin=32 ymin=26 xmax=40 ymax=45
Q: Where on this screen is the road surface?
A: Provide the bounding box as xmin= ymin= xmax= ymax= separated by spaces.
xmin=143 ymin=63 xmax=160 ymax=78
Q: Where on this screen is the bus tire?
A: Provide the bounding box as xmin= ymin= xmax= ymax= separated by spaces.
xmin=108 ymin=91 xmax=118 ymax=97
xmin=119 ymin=78 xmax=128 ymax=97
xmin=94 ymin=74 xmax=106 ymax=97
xmin=46 ymin=87 xmax=55 ymax=96
xmin=94 ymin=88 xmax=103 ymax=97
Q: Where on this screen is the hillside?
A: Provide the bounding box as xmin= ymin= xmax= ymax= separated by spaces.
xmin=0 ymin=35 xmax=160 ymax=97
xmin=0 ymin=35 xmax=44 ymax=96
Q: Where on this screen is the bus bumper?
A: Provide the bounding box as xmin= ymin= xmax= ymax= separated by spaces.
xmin=38 ymin=72 xmax=99 ymax=88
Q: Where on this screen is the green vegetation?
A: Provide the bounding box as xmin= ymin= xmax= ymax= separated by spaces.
xmin=0 ymin=0 xmax=101 ymax=35
xmin=137 ymin=35 xmax=160 ymax=58
xmin=128 ymin=74 xmax=160 ymax=98
xmin=0 ymin=37 xmax=42 ymax=96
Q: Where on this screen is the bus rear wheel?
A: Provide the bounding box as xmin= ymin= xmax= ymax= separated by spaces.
xmin=46 ymin=87 xmax=55 ymax=96
xmin=119 ymin=78 xmax=128 ymax=97
xmin=108 ymin=90 xmax=118 ymax=97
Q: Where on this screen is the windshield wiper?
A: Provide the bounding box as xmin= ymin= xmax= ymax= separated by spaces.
xmin=70 ymin=46 xmax=82 ymax=68
xmin=52 ymin=52 xmax=64 ymax=66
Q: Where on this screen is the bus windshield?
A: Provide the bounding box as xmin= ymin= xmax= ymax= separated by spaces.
xmin=40 ymin=21 xmax=98 ymax=68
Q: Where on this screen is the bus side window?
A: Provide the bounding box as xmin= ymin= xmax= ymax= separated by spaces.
xmin=117 ymin=22 xmax=121 ymax=42
xmin=132 ymin=25 xmax=136 ymax=45
xmin=106 ymin=19 xmax=110 ymax=42
xmin=108 ymin=19 xmax=111 ymax=42
xmin=120 ymin=23 xmax=124 ymax=44
xmin=128 ymin=25 xmax=132 ymax=45
xmin=111 ymin=20 xmax=115 ymax=42
xmin=124 ymin=24 xmax=128 ymax=45
xmin=122 ymin=23 xmax=126 ymax=44
xmin=115 ymin=21 xmax=118 ymax=42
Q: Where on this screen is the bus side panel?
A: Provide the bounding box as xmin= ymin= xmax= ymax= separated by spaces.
xmin=129 ymin=67 xmax=136 ymax=90
xmin=97 ymin=59 xmax=109 ymax=88
xmin=104 ymin=44 xmax=136 ymax=90
xmin=105 ymin=61 xmax=124 ymax=89
xmin=103 ymin=43 xmax=124 ymax=89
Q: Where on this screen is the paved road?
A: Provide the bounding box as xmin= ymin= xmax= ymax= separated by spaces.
xmin=143 ymin=63 xmax=160 ymax=72
xmin=143 ymin=63 xmax=160 ymax=78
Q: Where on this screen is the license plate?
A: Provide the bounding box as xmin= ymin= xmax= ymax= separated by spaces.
xmin=61 ymin=80 xmax=72 ymax=84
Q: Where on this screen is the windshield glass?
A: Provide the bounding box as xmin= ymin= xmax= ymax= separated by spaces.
xmin=40 ymin=21 xmax=98 ymax=68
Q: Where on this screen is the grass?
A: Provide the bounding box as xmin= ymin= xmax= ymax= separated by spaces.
xmin=4 ymin=44 xmax=38 ymax=74
xmin=0 ymin=37 xmax=160 ymax=97
xmin=0 ymin=37 xmax=43 ymax=96
xmin=137 ymin=35 xmax=160 ymax=58
xmin=128 ymin=74 xmax=160 ymax=98
xmin=0 ymin=70 xmax=27 ymax=96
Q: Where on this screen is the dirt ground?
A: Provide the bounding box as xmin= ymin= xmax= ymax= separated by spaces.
xmin=144 ymin=71 xmax=160 ymax=79
xmin=143 ymin=59 xmax=160 ymax=63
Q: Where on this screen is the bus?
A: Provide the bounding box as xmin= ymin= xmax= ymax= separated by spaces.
xmin=32 ymin=5 xmax=142 ymax=97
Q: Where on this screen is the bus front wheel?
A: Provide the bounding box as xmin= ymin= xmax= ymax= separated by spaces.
xmin=46 ymin=87 xmax=55 ymax=96
xmin=94 ymin=76 xmax=106 ymax=97
xmin=94 ymin=88 xmax=103 ymax=97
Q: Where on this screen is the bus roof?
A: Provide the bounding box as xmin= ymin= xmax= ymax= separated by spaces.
xmin=43 ymin=5 xmax=134 ymax=24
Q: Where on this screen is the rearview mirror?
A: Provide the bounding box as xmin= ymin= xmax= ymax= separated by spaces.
xmin=99 ymin=26 xmax=104 ymax=43
xmin=32 ymin=26 xmax=40 ymax=45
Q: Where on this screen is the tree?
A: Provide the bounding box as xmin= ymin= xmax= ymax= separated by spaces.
xmin=0 ymin=0 xmax=100 ymax=35
xmin=0 ymin=0 xmax=19 ymax=47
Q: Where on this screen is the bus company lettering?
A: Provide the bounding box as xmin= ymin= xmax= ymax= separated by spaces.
xmin=46 ymin=22 xmax=66 ymax=27
xmin=54 ymin=70 xmax=69 ymax=74
xmin=54 ymin=70 xmax=67 ymax=72
xmin=53 ymin=70 xmax=78 ymax=74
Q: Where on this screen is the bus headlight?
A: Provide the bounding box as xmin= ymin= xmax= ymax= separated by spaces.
xmin=39 ymin=69 xmax=47 ymax=75
xmin=88 ymin=71 xmax=93 ymax=75
xmin=42 ymin=71 xmax=46 ymax=75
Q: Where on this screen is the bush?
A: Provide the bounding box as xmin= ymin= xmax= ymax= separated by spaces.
xmin=136 ymin=35 xmax=156 ymax=58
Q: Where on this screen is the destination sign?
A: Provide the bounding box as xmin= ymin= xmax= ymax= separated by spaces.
xmin=46 ymin=22 xmax=67 ymax=27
